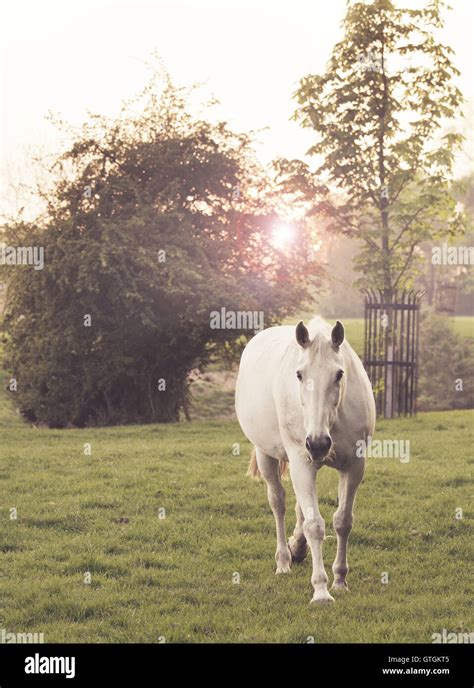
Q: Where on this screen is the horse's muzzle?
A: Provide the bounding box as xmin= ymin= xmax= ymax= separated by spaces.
xmin=305 ymin=434 xmax=332 ymax=461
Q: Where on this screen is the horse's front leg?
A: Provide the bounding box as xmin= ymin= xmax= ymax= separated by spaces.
xmin=331 ymin=460 xmax=365 ymax=592
xmin=289 ymin=449 xmax=333 ymax=604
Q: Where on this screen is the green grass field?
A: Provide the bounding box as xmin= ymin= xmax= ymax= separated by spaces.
xmin=1 ymin=407 xmax=473 ymax=643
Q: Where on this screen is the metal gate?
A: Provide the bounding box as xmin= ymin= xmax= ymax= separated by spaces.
xmin=363 ymin=290 xmax=424 ymax=418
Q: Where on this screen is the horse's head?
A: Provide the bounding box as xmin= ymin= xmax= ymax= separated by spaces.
xmin=295 ymin=320 xmax=345 ymax=462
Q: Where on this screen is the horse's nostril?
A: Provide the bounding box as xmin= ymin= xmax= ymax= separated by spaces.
xmin=305 ymin=435 xmax=331 ymax=457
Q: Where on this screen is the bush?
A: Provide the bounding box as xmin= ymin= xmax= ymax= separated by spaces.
xmin=1 ymin=73 xmax=321 ymax=427
xmin=417 ymin=311 xmax=474 ymax=411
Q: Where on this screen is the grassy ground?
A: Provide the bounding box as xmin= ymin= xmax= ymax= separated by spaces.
xmin=1 ymin=407 xmax=473 ymax=643
xmin=451 ymin=315 xmax=474 ymax=339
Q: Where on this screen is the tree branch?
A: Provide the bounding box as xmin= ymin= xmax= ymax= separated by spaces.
xmin=393 ymin=242 xmax=417 ymax=290
xmin=391 ymin=206 xmax=425 ymax=248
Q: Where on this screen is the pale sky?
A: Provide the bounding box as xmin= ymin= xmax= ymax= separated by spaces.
xmin=1 ymin=0 xmax=473 ymax=218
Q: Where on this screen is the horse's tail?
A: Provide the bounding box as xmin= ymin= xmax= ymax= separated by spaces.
xmin=246 ymin=448 xmax=260 ymax=479
xmin=279 ymin=460 xmax=288 ymax=480
xmin=247 ymin=447 xmax=288 ymax=480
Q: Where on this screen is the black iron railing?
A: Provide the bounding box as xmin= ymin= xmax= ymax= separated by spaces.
xmin=362 ymin=289 xmax=424 ymax=418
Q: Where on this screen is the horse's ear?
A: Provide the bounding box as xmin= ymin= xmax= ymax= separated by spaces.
xmin=332 ymin=320 xmax=345 ymax=349
xmin=296 ymin=321 xmax=310 ymax=348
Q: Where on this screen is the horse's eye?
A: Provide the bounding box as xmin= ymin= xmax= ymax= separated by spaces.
xmin=336 ymin=369 xmax=344 ymax=383
xmin=296 ymin=371 xmax=303 ymax=381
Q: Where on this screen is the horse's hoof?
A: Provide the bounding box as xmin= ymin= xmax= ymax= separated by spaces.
xmin=275 ymin=547 xmax=292 ymax=574
xmin=310 ymin=591 xmax=335 ymax=604
xmin=288 ymin=537 xmax=308 ymax=564
xmin=331 ymin=578 xmax=349 ymax=592
xmin=331 ymin=580 xmax=349 ymax=592
xmin=275 ymin=564 xmax=291 ymax=574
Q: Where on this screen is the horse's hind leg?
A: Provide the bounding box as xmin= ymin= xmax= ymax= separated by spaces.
xmin=288 ymin=502 xmax=308 ymax=563
xmin=255 ymin=448 xmax=292 ymax=574
xmin=331 ymin=461 xmax=364 ymax=592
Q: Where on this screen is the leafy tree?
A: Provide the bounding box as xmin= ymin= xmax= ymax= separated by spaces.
xmin=1 ymin=71 xmax=321 ymax=426
xmin=280 ymin=0 xmax=465 ymax=294
xmin=417 ymin=173 xmax=474 ymax=313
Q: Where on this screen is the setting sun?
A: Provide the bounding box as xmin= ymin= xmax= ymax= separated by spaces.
xmin=272 ymin=223 xmax=295 ymax=249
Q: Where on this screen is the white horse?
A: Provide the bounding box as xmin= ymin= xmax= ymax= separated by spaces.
xmin=235 ymin=316 xmax=375 ymax=604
